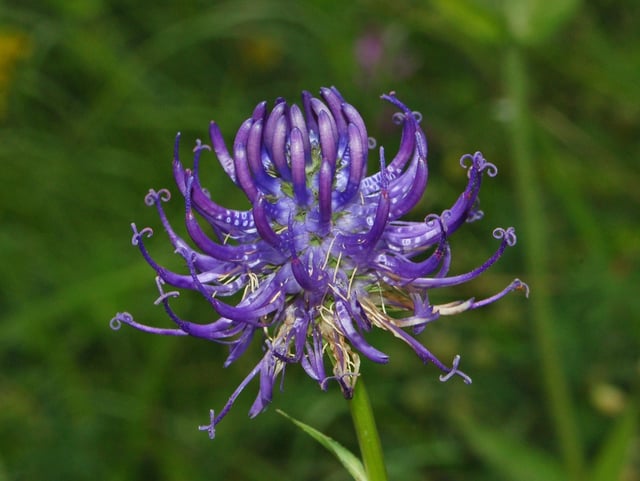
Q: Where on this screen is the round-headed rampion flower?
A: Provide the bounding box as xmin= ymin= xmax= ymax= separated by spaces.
xmin=111 ymin=87 xmax=528 ymax=439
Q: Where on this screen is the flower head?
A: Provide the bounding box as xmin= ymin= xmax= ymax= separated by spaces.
xmin=111 ymin=87 xmax=528 ymax=439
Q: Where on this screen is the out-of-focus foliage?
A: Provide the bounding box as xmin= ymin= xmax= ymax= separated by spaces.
xmin=0 ymin=1 xmax=637 ymax=480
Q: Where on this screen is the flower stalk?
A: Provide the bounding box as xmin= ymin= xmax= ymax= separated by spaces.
xmin=350 ymin=379 xmax=388 ymax=481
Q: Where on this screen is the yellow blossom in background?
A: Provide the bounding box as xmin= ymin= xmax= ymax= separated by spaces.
xmin=0 ymin=31 xmax=31 ymax=117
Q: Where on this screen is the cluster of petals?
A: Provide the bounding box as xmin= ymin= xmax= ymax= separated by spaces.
xmin=111 ymin=87 xmax=528 ymax=439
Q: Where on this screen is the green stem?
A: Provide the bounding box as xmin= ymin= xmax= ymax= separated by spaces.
xmin=349 ymin=379 xmax=388 ymax=481
xmin=503 ymin=45 xmax=584 ymax=481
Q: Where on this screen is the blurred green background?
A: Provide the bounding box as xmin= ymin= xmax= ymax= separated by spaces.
xmin=1 ymin=0 xmax=638 ymax=480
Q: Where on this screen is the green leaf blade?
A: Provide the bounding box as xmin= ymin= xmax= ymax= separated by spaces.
xmin=277 ymin=409 xmax=368 ymax=481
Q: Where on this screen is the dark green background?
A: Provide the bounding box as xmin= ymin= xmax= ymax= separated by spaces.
xmin=1 ymin=1 xmax=638 ymax=480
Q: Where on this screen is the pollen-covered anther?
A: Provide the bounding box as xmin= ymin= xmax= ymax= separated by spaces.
xmin=434 ymin=299 xmax=475 ymax=316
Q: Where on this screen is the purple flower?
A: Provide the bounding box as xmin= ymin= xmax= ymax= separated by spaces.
xmin=110 ymin=87 xmax=528 ymax=439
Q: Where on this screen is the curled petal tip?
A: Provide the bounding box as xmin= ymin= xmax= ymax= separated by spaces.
xmin=144 ymin=188 xmax=171 ymax=206
xmin=514 ymin=279 xmax=530 ymax=298
xmin=154 ymin=290 xmax=180 ymax=305
xmin=493 ymin=226 xmax=517 ymax=246
xmin=130 ymin=224 xmax=153 ymax=246
xmin=198 ymin=409 xmax=216 ymax=440
xmin=439 ymin=355 xmax=472 ymax=384
xmin=110 ymin=312 xmax=133 ymax=330
xmin=193 ymin=138 xmax=212 ymax=152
